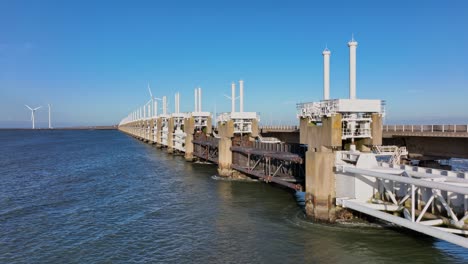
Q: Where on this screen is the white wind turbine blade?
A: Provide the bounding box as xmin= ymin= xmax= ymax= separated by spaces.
xmin=33 ymin=106 xmax=42 ymax=110
xmin=148 ymin=83 xmax=153 ymax=99
xmin=25 ymin=105 xmax=33 ymax=110
xmin=223 ymin=94 xmax=232 ymax=99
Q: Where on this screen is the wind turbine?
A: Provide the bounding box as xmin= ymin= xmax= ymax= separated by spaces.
xmin=25 ymin=105 xmax=42 ymax=129
xmin=48 ymin=104 xmax=52 ymax=129
xmin=148 ymin=83 xmax=162 ymax=117
xmin=223 ymin=82 xmax=240 ymax=113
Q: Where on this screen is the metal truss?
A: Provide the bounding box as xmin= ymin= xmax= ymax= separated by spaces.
xmin=336 ymin=165 xmax=468 ymax=248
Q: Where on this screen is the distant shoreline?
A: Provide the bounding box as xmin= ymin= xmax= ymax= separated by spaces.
xmin=0 ymin=126 xmax=118 ymax=130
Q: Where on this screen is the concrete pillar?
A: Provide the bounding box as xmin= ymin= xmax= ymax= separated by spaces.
xmin=206 ymin=117 xmax=212 ymax=135
xmin=156 ymin=118 xmax=162 ymax=147
xmin=301 ymin=115 xmax=342 ymax=222
xmin=348 ymin=38 xmax=358 ymax=100
xmin=144 ymin=120 xmax=147 ymax=141
xmin=300 ymin=115 xmax=342 ymax=149
xmin=305 ymin=151 xmax=336 ymax=222
xmin=370 ymin=113 xmax=383 ymax=146
xmin=149 ymin=118 xmax=155 ymax=144
xmin=184 ymin=117 xmax=195 ymax=161
xmin=138 ymin=121 xmax=142 ymax=139
xmin=167 ymin=117 xmax=174 ymax=153
xmin=217 ymin=120 xmax=234 ymax=177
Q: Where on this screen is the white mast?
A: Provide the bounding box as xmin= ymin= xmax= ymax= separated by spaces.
xmin=322 ymin=48 xmax=331 ymax=100
xmin=198 ymin=88 xmax=202 ymax=112
xmin=239 ymin=80 xmax=244 ymax=112
xmin=148 ymin=103 xmax=151 ymax=119
xmin=48 ymin=104 xmax=52 ymax=129
xmin=194 ymin=88 xmax=198 ymax=112
xmin=348 ymin=35 xmax=358 ymax=99
xmin=154 ymin=100 xmax=158 ymax=117
xmin=174 ymin=92 xmax=180 ymax=114
xmin=231 ymin=82 xmax=236 ymax=113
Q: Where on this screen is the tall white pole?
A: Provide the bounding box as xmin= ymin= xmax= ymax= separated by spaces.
xmin=144 ymin=104 xmax=147 ymax=119
xmin=194 ymin=88 xmax=198 ymax=112
xmin=323 ymin=48 xmax=331 ymax=100
xmin=148 ymin=104 xmax=151 ymax=119
xmin=348 ymin=37 xmax=358 ymax=100
xmin=239 ymin=80 xmax=244 ymax=112
xmin=48 ymin=104 xmax=52 ymax=129
xmin=198 ymin=88 xmax=202 ymax=112
xmin=214 ymin=103 xmax=217 ymax=124
xmin=231 ymin=82 xmax=236 ymax=113
xmin=32 ymin=112 xmax=35 ymax=129
xmin=154 ymin=100 xmax=158 ymax=117
xmin=177 ymin=93 xmax=180 ymax=113
xmin=163 ymin=96 xmax=167 ymax=115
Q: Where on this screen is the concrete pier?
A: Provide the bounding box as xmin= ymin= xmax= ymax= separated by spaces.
xmin=184 ymin=117 xmax=195 ymax=161
xmin=184 ymin=115 xmax=212 ymax=161
xmin=156 ymin=118 xmax=162 ymax=147
xmin=167 ymin=118 xmax=174 ymax=154
xmin=299 ymin=112 xmax=383 ymax=222
xmin=300 ymin=115 xmax=341 ymax=222
xmin=217 ymin=120 xmax=234 ymax=177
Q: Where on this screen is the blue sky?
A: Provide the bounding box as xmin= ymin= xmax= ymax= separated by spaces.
xmin=1 ymin=0 xmax=467 ymax=127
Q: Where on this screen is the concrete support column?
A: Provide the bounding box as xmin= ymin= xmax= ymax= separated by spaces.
xmin=167 ymin=118 xmax=174 ymax=154
xmin=301 ymin=114 xmax=342 ymax=222
xmin=139 ymin=121 xmax=142 ymax=139
xmin=144 ymin=121 xmax=148 ymax=141
xmin=218 ymin=137 xmax=233 ymax=176
xmin=217 ymin=120 xmax=234 ymax=177
xmin=185 ymin=133 xmax=194 ymax=161
xmin=305 ymin=151 xmax=336 ymax=222
xmin=149 ymin=119 xmax=155 ymax=144
xmin=184 ymin=117 xmax=195 ymax=161
xmin=370 ymin=113 xmax=383 ymax=146
xmin=156 ymin=118 xmax=162 ymax=148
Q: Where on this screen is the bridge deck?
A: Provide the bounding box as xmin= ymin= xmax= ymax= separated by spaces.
xmin=383 ymin=131 xmax=468 ymax=138
xmin=383 ymin=124 xmax=468 ymax=138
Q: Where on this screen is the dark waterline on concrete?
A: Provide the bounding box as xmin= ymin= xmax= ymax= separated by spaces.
xmin=0 ymin=130 xmax=466 ymax=263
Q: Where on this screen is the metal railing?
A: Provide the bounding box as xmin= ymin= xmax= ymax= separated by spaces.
xmin=384 ymin=124 xmax=468 ymax=133
xmin=260 ymin=125 xmax=299 ymax=131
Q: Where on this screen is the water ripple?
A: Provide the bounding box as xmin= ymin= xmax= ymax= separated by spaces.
xmin=0 ymin=130 xmax=466 ymax=263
